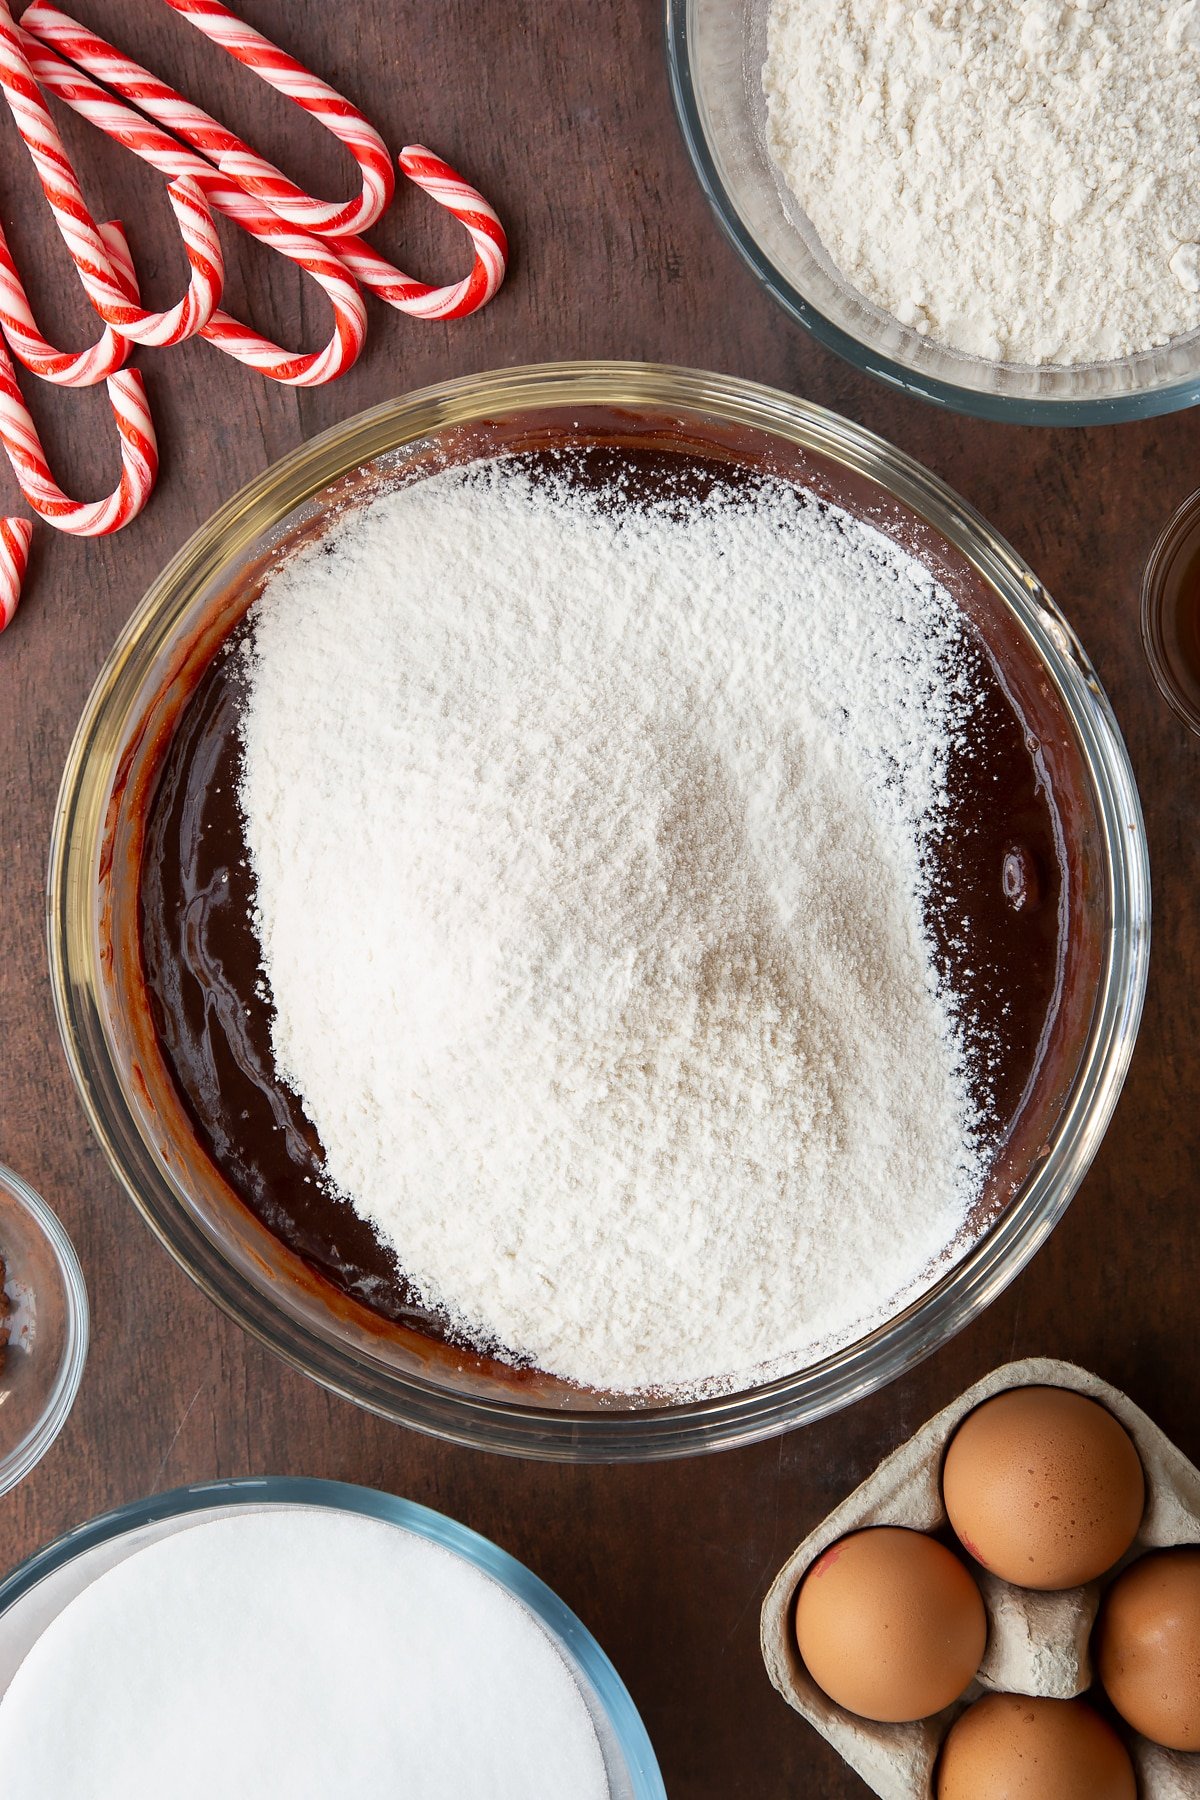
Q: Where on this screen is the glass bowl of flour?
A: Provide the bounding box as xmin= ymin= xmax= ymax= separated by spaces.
xmin=48 ymin=363 xmax=1149 ymax=1458
xmin=666 ymin=0 xmax=1200 ymax=423
xmin=0 ymin=1478 xmax=665 ymax=1797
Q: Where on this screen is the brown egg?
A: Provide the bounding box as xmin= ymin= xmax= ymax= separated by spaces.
xmin=793 ymin=1526 xmax=986 ymax=1723
xmin=1096 ymin=1546 xmax=1200 ymax=1750
xmin=942 ymin=1386 xmax=1144 ymax=1589
xmin=937 ymin=1695 xmax=1137 ymax=1800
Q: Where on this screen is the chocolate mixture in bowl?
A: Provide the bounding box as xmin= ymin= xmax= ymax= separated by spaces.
xmin=135 ymin=427 xmax=1080 ymax=1398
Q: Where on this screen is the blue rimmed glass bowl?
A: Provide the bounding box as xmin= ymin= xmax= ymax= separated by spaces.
xmin=0 ymin=1476 xmax=665 ymax=1799
xmin=665 ymin=0 xmax=1200 ymax=424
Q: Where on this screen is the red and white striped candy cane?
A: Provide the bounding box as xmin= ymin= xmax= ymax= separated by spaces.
xmin=99 ymin=219 xmax=139 ymax=303
xmin=0 ymin=514 xmax=32 ymax=629
xmin=156 ymin=0 xmax=393 ymax=237
xmin=0 ymin=346 xmax=157 ymax=535
xmin=331 ymin=147 xmax=508 ymax=321
xmin=0 ymin=225 xmax=141 ymax=602
xmin=0 ymin=217 xmax=135 ymax=385
xmin=17 ymin=24 xmax=369 ymax=386
xmin=24 ymin=0 xmax=392 ymax=241
xmin=0 ymin=3 xmax=223 ymax=347
xmin=20 ymin=7 xmax=508 ymax=323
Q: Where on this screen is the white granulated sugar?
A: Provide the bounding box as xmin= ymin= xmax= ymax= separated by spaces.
xmin=238 ymin=458 xmax=984 ymax=1396
xmin=0 ymin=1510 xmax=608 ymax=1798
xmin=763 ymin=0 xmax=1200 ymax=366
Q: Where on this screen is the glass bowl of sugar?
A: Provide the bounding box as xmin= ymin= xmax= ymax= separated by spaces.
xmin=666 ymin=0 xmax=1200 ymax=423
xmin=48 ymin=362 xmax=1149 ymax=1459
xmin=0 ymin=1166 xmax=89 ymax=1497
xmin=0 ymin=1478 xmax=665 ymax=1798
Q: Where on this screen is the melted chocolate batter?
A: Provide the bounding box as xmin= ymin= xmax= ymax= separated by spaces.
xmin=139 ymin=447 xmax=1065 ymax=1348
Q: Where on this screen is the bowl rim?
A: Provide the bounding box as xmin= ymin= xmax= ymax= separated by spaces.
xmin=1140 ymin=485 xmax=1200 ymax=737
xmin=0 ymin=1165 xmax=89 ymax=1500
xmin=47 ymin=360 xmax=1151 ymax=1461
xmin=663 ymin=0 xmax=1200 ymax=426
xmin=0 ymin=1474 xmax=667 ymax=1798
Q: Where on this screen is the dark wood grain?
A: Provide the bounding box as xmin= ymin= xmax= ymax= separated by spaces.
xmin=0 ymin=4 xmax=1197 ymax=1795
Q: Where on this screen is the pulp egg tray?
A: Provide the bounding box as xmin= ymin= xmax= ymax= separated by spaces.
xmin=760 ymin=1357 xmax=1200 ymax=1798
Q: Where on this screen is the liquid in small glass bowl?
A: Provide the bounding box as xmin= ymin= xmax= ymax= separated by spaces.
xmin=0 ymin=1167 xmax=88 ymax=1497
xmin=1142 ymin=489 xmax=1200 ymax=736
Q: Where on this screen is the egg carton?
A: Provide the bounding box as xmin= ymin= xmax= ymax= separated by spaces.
xmin=760 ymin=1358 xmax=1200 ymax=1798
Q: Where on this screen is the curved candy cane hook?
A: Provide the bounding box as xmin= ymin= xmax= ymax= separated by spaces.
xmin=331 ymin=147 xmax=508 ymax=322
xmin=0 ymin=217 xmax=135 ymax=385
xmin=157 ymin=0 xmax=394 ymax=237
xmin=0 ymin=4 xmax=223 ymax=347
xmin=0 ymin=223 xmax=142 ymax=616
xmin=0 ymin=344 xmax=158 ymax=535
xmin=18 ymin=21 xmax=368 ymax=386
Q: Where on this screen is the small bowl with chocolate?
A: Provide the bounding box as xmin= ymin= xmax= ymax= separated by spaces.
xmin=47 ymin=363 xmax=1149 ymax=1459
xmin=0 ymin=1167 xmax=88 ymax=1497
xmin=1141 ymin=486 xmax=1200 ymax=737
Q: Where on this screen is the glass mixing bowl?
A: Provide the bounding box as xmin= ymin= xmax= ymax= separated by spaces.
xmin=0 ymin=1166 xmax=88 ymax=1499
xmin=665 ymin=0 xmax=1200 ymax=424
xmin=1141 ymin=487 xmax=1200 ymax=737
xmin=48 ymin=362 xmax=1150 ymax=1460
xmin=0 ymin=1477 xmax=665 ymax=1800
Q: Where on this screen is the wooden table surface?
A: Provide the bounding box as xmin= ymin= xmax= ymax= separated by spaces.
xmin=1 ymin=3 xmax=1196 ymax=1794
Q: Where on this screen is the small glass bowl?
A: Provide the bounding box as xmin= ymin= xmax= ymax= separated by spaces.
xmin=1141 ymin=488 xmax=1200 ymax=736
xmin=0 ymin=1477 xmax=665 ymax=1799
xmin=0 ymin=1167 xmax=88 ymax=1498
xmin=48 ymin=362 xmax=1150 ymax=1460
xmin=665 ymin=0 xmax=1200 ymax=424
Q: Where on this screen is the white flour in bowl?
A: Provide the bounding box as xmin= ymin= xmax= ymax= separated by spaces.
xmin=238 ymin=457 xmax=984 ymax=1396
xmin=763 ymin=0 xmax=1200 ymax=366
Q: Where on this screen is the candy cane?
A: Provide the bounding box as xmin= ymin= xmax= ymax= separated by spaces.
xmin=0 ymin=216 xmax=134 ymax=385
xmin=99 ymin=219 xmax=139 ymax=303
xmin=21 ymin=0 xmax=392 ymax=244
xmin=0 ymin=515 xmax=32 ymax=628
xmin=0 ymin=348 xmax=157 ymax=534
xmin=16 ymin=25 xmax=368 ymax=385
xmin=156 ymin=0 xmax=394 ymax=237
xmin=0 ymin=226 xmax=142 ymax=601
xmin=332 ymin=147 xmax=508 ymax=321
xmin=21 ymin=7 xmax=508 ymax=323
xmin=0 ymin=5 xmax=223 ymax=348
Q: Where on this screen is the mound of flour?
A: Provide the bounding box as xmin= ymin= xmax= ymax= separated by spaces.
xmin=238 ymin=458 xmax=983 ymax=1395
xmin=764 ymin=0 xmax=1200 ymax=366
